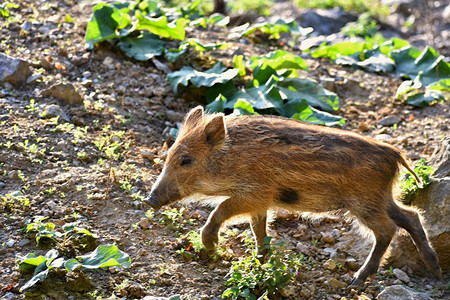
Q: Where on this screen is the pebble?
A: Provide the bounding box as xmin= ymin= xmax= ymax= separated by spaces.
xmin=42 ymin=83 xmax=83 ymax=106
xmin=378 ymin=115 xmax=401 ymax=126
xmin=140 ymin=150 xmax=155 ymax=161
xmin=102 ymin=56 xmax=115 ymax=68
xmin=393 ymin=268 xmax=410 ymax=283
xmin=345 ymin=257 xmax=359 ymax=271
xmin=375 ymin=134 xmax=392 ymax=142
xmin=328 ymin=278 xmax=347 ymax=289
xmin=0 ymin=182 xmax=5 ymax=189
xmin=18 ymin=238 xmax=31 ymax=247
xmin=138 ymin=218 xmax=150 ymax=229
xmin=321 ymin=231 xmax=336 ymax=244
xmin=323 ymin=258 xmax=337 ymax=271
xmin=6 ymin=239 xmax=15 ymax=247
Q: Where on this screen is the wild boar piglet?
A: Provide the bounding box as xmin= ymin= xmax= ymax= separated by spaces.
xmin=145 ymin=106 xmax=442 ymax=285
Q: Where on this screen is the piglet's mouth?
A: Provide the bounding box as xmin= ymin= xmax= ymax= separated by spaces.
xmin=144 ymin=194 xmax=162 ymax=210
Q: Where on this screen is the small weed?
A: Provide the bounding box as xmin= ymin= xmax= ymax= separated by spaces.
xmin=401 ymin=159 xmax=434 ymax=204
xmin=26 ymin=98 xmax=39 ymax=112
xmin=222 ymin=237 xmax=304 ymax=299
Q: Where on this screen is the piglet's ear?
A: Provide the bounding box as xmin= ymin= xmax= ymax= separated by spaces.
xmin=204 ymin=114 xmax=226 ymax=148
xmin=184 ymin=106 xmax=204 ymax=127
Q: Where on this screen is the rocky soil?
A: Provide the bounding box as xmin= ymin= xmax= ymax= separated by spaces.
xmin=0 ymin=0 xmax=448 ymax=299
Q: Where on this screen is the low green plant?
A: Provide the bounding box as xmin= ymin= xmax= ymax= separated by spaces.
xmin=1 ymin=191 xmax=30 ymax=211
xmin=222 ymin=237 xmax=303 ymax=299
xmin=25 ymin=216 xmax=98 ymax=247
xmin=401 ymin=159 xmax=434 ymax=204
xmin=17 ymin=245 xmax=131 ymax=292
xmin=295 ymin=0 xmax=390 ymax=17
xmin=341 ymin=13 xmax=378 ymax=38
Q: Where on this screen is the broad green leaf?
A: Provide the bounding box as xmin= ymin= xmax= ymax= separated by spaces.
xmin=233 ymin=55 xmax=246 ymax=77
xmin=136 ymin=11 xmax=187 ymax=40
xmin=184 ymin=39 xmax=229 ymax=52
xmin=312 ymin=41 xmax=370 ymax=60
xmin=249 ymin=50 xmax=307 ymax=71
xmin=20 ymin=267 xmax=49 ymax=292
xmin=405 ymin=90 xmax=445 ymax=107
xmin=278 ymin=78 xmax=339 ymax=112
xmin=167 ymin=62 xmax=239 ymax=94
xmin=336 ymin=49 xmax=395 ymax=73
xmin=225 ymin=76 xmax=283 ymax=113
xmin=291 ymin=102 xmax=344 ymax=126
xmin=391 ymin=46 xmax=428 ymax=78
xmin=243 ymin=19 xmax=312 ymax=40
xmin=396 ymin=78 xmax=422 ymax=99
xmin=232 ymin=99 xmax=257 ymax=116
xmin=427 ymin=79 xmax=450 ymax=91
xmin=379 ymin=38 xmax=410 ymax=55
xmin=17 ymin=253 xmax=46 ymax=266
xmin=85 ymin=3 xmax=132 ymax=49
xmin=252 ymin=63 xmax=278 ymax=86
xmin=165 ymin=43 xmax=189 ymax=62
xmin=205 ymin=80 xmax=238 ymax=102
xmin=65 ymin=245 xmax=131 ymax=271
xmin=118 ymin=33 xmax=165 ymax=60
xmin=206 ymin=94 xmax=226 ymax=113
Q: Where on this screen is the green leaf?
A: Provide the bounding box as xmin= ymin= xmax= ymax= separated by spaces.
xmin=291 ymin=101 xmax=345 ymax=126
xmin=405 ymin=90 xmax=445 ymax=107
xmin=17 ymin=253 xmax=46 ymax=267
xmin=395 ymin=78 xmax=422 ymax=99
xmin=85 ymin=3 xmax=132 ymax=49
xmin=20 ymin=267 xmax=49 ymax=292
xmin=233 ymin=55 xmax=246 ymax=77
xmin=136 ymin=11 xmax=187 ymax=40
xmin=206 ymin=94 xmax=226 ymax=113
xmin=118 ymin=33 xmax=166 ymax=60
xmin=427 ymin=78 xmax=450 ymax=92
xmin=225 ymin=76 xmax=283 ymax=113
xmin=278 ymin=78 xmax=339 ymax=112
xmin=65 ymin=245 xmax=131 ymax=271
xmin=233 ymin=99 xmax=257 ymax=115
xmin=249 ymin=50 xmax=308 ymax=71
xmin=165 ymin=43 xmax=189 ymax=62
xmin=312 ymin=41 xmax=370 ymax=60
xmin=167 ymin=62 xmax=239 ymax=94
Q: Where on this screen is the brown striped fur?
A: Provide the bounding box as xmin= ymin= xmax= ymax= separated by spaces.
xmin=145 ymin=106 xmax=442 ymax=285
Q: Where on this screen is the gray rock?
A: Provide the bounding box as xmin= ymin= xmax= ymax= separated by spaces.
xmin=18 ymin=238 xmax=31 ymax=247
xmin=386 ymin=137 xmax=450 ymax=274
xmin=377 ymin=285 xmax=431 ymax=300
xmin=393 ymin=268 xmax=410 ymax=283
xmin=298 ymin=7 xmax=357 ymax=35
xmin=328 ymin=278 xmax=347 ymax=289
xmin=0 ymin=53 xmax=31 ymax=86
xmin=42 ymin=104 xmax=70 ymax=122
xmin=378 ymin=115 xmax=401 ymax=126
xmin=0 ymin=182 xmax=5 ymax=189
xmin=6 ymin=239 xmax=15 ymax=247
xmin=42 ymin=83 xmax=83 ymax=105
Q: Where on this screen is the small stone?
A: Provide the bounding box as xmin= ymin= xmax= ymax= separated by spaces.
xmin=109 ymin=267 xmax=117 ymax=274
xmin=153 ymin=86 xmax=167 ymax=97
xmin=375 ymin=134 xmax=392 ymax=142
xmin=42 ymin=104 xmax=69 ymax=121
xmin=26 ymin=73 xmax=43 ymax=84
xmin=137 ymin=248 xmax=147 ymax=256
xmin=377 ymin=285 xmax=431 ymax=300
xmin=141 ymin=150 xmax=155 ymax=161
xmin=378 ymin=115 xmax=401 ymax=126
xmin=102 ymin=56 xmax=114 ymax=67
xmin=358 ymin=121 xmax=370 ymax=132
xmin=0 ymin=182 xmax=5 ymax=189
xmin=300 ymin=287 xmax=311 ymax=298
xmin=138 ymin=218 xmax=150 ymax=229
xmin=323 ymin=258 xmax=337 ymax=271
xmin=328 ymin=278 xmax=347 ymax=289
xmin=393 ymin=268 xmax=410 ymax=283
xmin=42 ymin=83 xmax=83 ymax=105
xmin=345 ymin=257 xmax=359 ymax=271
xmin=320 ymin=77 xmax=336 ymax=92
xmin=81 ymin=79 xmax=93 ymax=87
xmin=6 ymin=239 xmax=15 ymax=247
xmin=72 ymin=116 xmax=86 ymax=126
xmin=18 ymin=239 xmax=31 ymax=247
xmin=0 ymin=53 xmax=31 ymax=85
xmin=40 ymin=57 xmax=53 ymax=69
xmin=321 ymin=231 xmax=336 ymax=244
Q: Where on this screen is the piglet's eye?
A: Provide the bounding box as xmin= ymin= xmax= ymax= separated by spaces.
xmin=180 ymin=156 xmax=192 ymax=167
